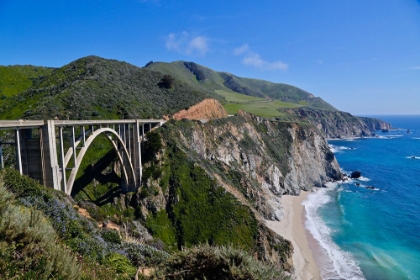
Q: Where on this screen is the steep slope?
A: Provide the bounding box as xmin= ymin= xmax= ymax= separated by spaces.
xmin=0 ymin=56 xmax=213 ymax=120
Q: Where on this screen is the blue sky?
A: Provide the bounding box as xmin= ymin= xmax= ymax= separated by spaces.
xmin=1 ymin=0 xmax=420 ymax=115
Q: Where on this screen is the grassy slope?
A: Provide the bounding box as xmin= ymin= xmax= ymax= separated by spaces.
xmin=216 ymin=89 xmax=302 ymax=117
xmin=0 ymin=65 xmax=54 ymax=108
xmin=146 ymin=61 xmax=336 ymax=118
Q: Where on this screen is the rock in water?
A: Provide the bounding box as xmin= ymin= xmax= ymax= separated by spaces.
xmin=351 ymin=171 xmax=362 ymax=179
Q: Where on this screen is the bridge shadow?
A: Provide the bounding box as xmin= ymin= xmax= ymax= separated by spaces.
xmin=71 ymin=149 xmax=121 ymax=200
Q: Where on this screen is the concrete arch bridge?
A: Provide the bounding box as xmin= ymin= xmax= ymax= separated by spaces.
xmin=0 ymin=119 xmax=164 ymax=195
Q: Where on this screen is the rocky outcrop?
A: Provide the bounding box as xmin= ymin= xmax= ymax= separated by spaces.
xmin=281 ymin=107 xmax=392 ymax=139
xmin=172 ymin=98 xmax=228 ymax=120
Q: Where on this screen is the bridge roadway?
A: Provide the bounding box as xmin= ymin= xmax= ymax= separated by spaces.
xmin=0 ymin=119 xmax=164 ymax=195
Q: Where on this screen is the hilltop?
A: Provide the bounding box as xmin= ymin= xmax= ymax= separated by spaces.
xmin=145 ymin=61 xmax=336 ymax=112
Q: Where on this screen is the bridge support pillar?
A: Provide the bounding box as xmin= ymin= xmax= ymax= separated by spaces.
xmin=132 ymin=121 xmax=142 ymax=189
xmin=41 ymin=120 xmax=61 ymax=191
xmin=0 ymin=144 xmax=3 ymax=169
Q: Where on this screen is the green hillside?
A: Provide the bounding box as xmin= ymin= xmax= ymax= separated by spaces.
xmin=0 ymin=56 xmax=212 ymax=120
xmin=146 ymin=60 xmax=337 ymax=117
xmin=0 ymin=65 xmax=53 ymax=107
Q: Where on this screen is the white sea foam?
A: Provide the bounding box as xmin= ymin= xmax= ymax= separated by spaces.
xmin=329 ymin=144 xmax=356 ymax=153
xmin=406 ymin=156 xmax=420 ymax=160
xmin=358 ymin=176 xmax=371 ymax=182
xmin=303 ymin=183 xmax=366 ymax=280
xmin=371 ymin=134 xmax=403 ymax=139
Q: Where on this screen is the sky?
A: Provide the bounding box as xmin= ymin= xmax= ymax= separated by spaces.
xmin=1 ymin=0 xmax=420 ymax=115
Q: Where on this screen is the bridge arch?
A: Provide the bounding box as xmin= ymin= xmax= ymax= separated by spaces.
xmin=65 ymin=127 xmax=136 ymax=196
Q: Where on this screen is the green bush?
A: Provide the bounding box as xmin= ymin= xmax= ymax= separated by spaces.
xmin=151 ymin=244 xmax=289 ymax=280
xmin=0 ymin=181 xmax=80 ymax=279
xmin=101 ymin=229 xmax=122 ymax=244
xmin=103 ymin=252 xmax=137 ymax=276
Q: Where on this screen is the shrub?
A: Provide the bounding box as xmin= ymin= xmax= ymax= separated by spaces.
xmin=151 ymin=244 xmax=289 ymax=280
xmin=124 ymin=242 xmax=169 ymax=266
xmin=103 ymin=252 xmax=137 ymax=276
xmin=102 ymin=228 xmax=122 ymax=244
xmin=0 ymin=181 xmax=80 ymax=279
xmin=158 ymin=74 xmax=175 ymax=89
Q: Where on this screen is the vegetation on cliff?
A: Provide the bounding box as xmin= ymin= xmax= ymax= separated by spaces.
xmin=142 ymin=131 xmax=260 ymax=251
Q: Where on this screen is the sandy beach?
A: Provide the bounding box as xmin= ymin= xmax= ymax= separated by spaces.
xmin=265 ymin=191 xmax=322 ymax=280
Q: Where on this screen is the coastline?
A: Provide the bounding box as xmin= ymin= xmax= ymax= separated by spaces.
xmin=265 ymin=191 xmax=322 ymax=280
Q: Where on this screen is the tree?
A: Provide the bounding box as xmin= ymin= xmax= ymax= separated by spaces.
xmin=158 ymin=75 xmax=175 ymax=89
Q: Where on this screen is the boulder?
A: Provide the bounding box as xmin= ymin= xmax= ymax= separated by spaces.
xmin=351 ymin=171 xmax=362 ymax=179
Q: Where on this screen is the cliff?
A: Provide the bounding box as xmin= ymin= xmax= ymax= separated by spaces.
xmin=137 ymin=111 xmax=342 ymax=271
xmin=281 ymin=107 xmax=392 ymax=138
xmin=172 ymin=98 xmax=228 ymax=120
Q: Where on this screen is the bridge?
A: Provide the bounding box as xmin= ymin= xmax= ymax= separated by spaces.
xmin=0 ymin=119 xmax=164 ymax=195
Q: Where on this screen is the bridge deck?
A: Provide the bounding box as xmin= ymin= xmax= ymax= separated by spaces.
xmin=0 ymin=119 xmax=165 ymax=129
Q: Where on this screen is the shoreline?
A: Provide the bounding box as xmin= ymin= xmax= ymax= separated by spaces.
xmin=265 ymin=191 xmax=322 ymax=280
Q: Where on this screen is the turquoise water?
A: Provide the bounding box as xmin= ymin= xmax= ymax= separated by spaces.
xmin=304 ymin=116 xmax=420 ymax=280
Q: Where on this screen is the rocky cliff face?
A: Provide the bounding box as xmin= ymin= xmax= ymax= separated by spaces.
xmin=282 ymin=107 xmax=392 ymax=139
xmin=168 ymin=111 xmax=342 ymax=218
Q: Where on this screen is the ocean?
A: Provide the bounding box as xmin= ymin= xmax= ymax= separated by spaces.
xmin=304 ymin=115 xmax=420 ymax=280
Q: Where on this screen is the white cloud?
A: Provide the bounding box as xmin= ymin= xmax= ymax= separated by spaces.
xmin=412 ymin=66 xmax=420 ymax=70
xmin=233 ymin=44 xmax=250 ymax=55
xmin=233 ymin=44 xmax=288 ymax=71
xmin=165 ymin=32 xmax=209 ymax=56
xmin=189 ymin=36 xmax=209 ymax=55
xmin=317 ymin=60 xmax=324 ymax=65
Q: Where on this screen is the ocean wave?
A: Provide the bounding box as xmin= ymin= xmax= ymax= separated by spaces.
xmin=303 ymin=183 xmax=366 ymax=280
xmin=407 ymin=156 xmax=420 ymax=160
xmin=358 ymin=176 xmax=371 ymax=182
xmin=353 ymin=184 xmax=380 ymax=191
xmin=340 ymin=171 xmax=371 ymax=182
xmin=328 ymin=137 xmax=360 ymax=141
xmin=372 ymin=135 xmax=403 ymax=139
xmin=329 ymin=144 xmax=356 ymax=153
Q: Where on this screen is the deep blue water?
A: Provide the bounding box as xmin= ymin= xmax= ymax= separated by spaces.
xmin=304 ymin=116 xmax=420 ymax=280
